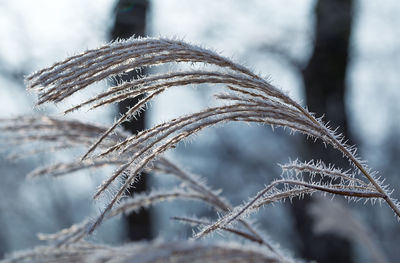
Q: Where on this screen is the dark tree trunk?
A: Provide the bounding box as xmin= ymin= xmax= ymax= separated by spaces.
xmin=110 ymin=0 xmax=152 ymax=241
xmin=0 ymin=236 xmax=5 ymax=260
xmin=292 ymin=0 xmax=354 ymax=262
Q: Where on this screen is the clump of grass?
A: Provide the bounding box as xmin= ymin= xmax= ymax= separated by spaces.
xmin=1 ymin=37 xmax=399 ymax=262
xmin=1 ymin=240 xmax=283 ymax=263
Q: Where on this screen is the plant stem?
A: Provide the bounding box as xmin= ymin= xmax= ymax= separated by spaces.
xmin=297 ymin=105 xmax=400 ymax=218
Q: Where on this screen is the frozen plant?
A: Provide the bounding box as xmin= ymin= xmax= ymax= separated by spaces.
xmin=1 ymin=37 xmax=399 ymax=262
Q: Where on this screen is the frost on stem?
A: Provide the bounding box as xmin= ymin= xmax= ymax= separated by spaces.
xmin=1 ymin=36 xmax=399 ymax=263
xmin=24 ymin=37 xmax=400 ymax=226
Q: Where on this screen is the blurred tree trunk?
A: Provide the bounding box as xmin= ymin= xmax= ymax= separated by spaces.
xmin=110 ymin=0 xmax=152 ymax=241
xmin=292 ymin=0 xmax=354 ymax=262
xmin=0 ymin=235 xmax=5 ymax=259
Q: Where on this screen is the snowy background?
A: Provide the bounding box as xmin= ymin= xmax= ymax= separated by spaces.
xmin=1 ymin=0 xmax=400 ymax=261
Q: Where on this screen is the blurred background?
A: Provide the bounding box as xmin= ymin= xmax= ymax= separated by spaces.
xmin=1 ymin=0 xmax=400 ymax=262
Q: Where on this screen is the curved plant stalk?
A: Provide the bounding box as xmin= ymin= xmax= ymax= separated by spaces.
xmin=1 ymin=116 xmax=275 ymax=254
xmin=2 ymin=36 xmax=398 ymax=263
xmin=194 ymin=178 xmax=385 ymax=239
xmin=24 ymin=37 xmax=400 ymax=231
